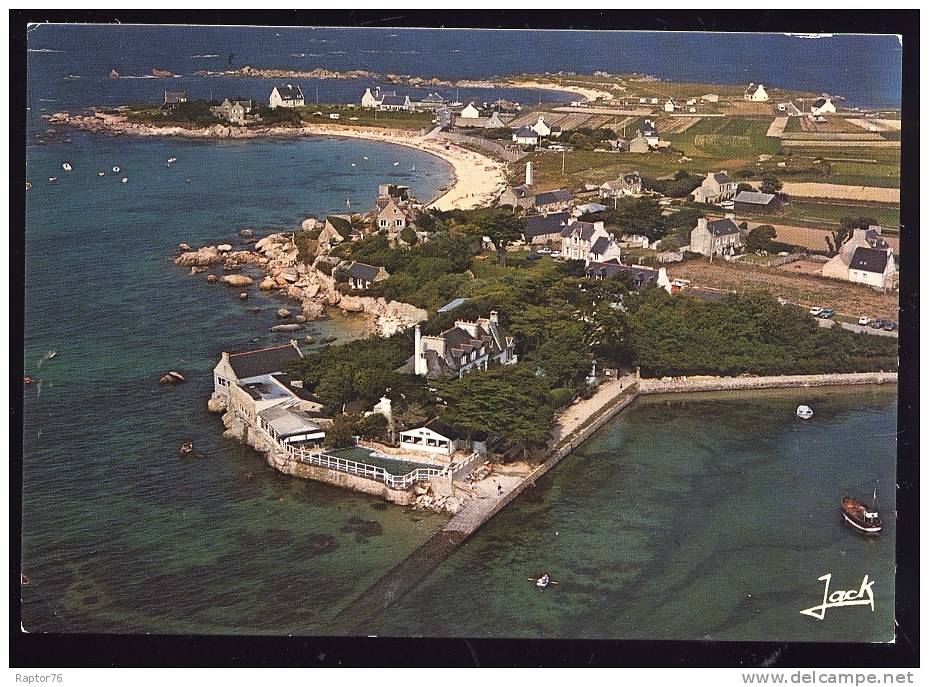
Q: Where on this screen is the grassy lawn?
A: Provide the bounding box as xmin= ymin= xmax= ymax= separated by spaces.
xmin=295 ymin=105 xmax=433 ymax=131
xmin=664 ymin=116 xmax=780 ymax=161
xmin=779 ymin=200 xmax=900 ymax=229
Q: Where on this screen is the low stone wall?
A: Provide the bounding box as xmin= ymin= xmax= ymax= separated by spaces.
xmin=267 ymin=451 xmax=414 ymax=505
xmin=637 ymin=371 xmax=897 ymax=396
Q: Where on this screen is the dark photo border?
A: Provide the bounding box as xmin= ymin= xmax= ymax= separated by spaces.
xmin=9 ymin=8 xmax=919 ymax=668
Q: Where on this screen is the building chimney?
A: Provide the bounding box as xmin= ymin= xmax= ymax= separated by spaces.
xmin=697 ymin=217 xmax=708 ymax=231
xmin=657 ymin=267 xmax=672 ymax=294
xmin=525 ymin=161 xmax=534 ymax=187
xmin=414 ymin=325 xmax=426 ymax=376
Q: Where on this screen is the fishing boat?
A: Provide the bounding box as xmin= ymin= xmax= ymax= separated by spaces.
xmin=535 ymin=574 xmax=550 ymax=588
xmin=61 ymin=162 xmax=72 ymax=171
xmin=842 ymin=492 xmax=882 ymax=535
xmin=112 ymin=165 xmax=120 ymax=173
xmin=796 ymin=405 xmax=813 ymax=420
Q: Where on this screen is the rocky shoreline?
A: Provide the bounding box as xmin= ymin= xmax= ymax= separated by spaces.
xmin=173 ymin=229 xmax=427 ymax=337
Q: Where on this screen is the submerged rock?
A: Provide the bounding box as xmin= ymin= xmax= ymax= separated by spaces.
xmin=339 ymin=517 xmax=383 ymax=538
xmin=269 ymin=323 xmax=304 ymax=333
xmin=238 ymin=228 xmax=255 ymax=239
xmin=276 ymin=308 xmax=292 ymax=319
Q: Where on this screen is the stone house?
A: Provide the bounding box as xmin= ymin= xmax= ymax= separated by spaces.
xmin=512 ymin=126 xmax=540 ymax=146
xmin=317 ymin=215 xmax=352 ymax=251
xmin=459 ymin=102 xmax=482 ymax=119
xmin=376 ymin=200 xmax=409 ymax=231
xmin=599 ymin=173 xmax=643 ymax=198
xmin=380 ymin=95 xmax=413 ymax=111
xmin=847 ymin=247 xmax=896 ymax=289
xmin=269 ymin=84 xmax=305 ymax=109
xmin=628 ymin=131 xmax=651 ymax=153
xmin=345 ymin=261 xmax=389 ymax=290
xmin=692 ymin=171 xmax=738 ymax=205
xmin=219 ymin=98 xmax=253 ymax=125
xmin=212 ymin=341 xmax=327 ymax=446
xmin=523 ymin=212 xmax=571 ymax=245
xmin=403 ymin=311 xmax=517 ymax=379
xmin=533 ymin=188 xmax=573 ymax=214
xmin=163 ymin=91 xmax=187 ymax=110
xmin=689 ymin=216 xmax=743 ymax=257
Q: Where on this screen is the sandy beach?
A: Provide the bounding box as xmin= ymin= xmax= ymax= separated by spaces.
xmin=506 ymin=78 xmax=614 ymax=102
xmin=48 ymin=112 xmax=507 ymax=211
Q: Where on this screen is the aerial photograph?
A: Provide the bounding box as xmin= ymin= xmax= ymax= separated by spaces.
xmin=20 ymin=23 xmax=905 ymax=650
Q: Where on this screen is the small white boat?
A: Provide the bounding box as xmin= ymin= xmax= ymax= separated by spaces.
xmin=393 ymin=162 xmax=399 ymax=166
xmin=797 ymin=405 xmax=814 ymax=420
xmin=98 ymin=171 xmax=105 ymax=176
xmin=167 ymin=157 xmax=177 ymax=163
xmin=121 ymin=177 xmax=128 ymax=184
xmin=112 ymin=165 xmax=120 ymax=173
xmin=351 ymin=163 xmax=356 ymax=167
xmin=43 ymin=350 xmax=57 ymax=361
xmin=363 ymin=156 xmax=368 ymax=160
xmin=61 ymin=162 xmax=72 ymax=171
xmin=48 ymin=176 xmax=58 ymax=182
xmin=25 ymin=181 xmax=32 ymax=190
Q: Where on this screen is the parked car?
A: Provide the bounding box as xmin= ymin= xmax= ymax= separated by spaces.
xmin=551 ymin=251 xmax=562 ymax=259
xmin=858 ymin=316 xmax=871 ymax=326
xmin=870 ymin=318 xmax=886 ymax=329
xmin=819 ymin=308 xmax=835 ymax=319
xmin=809 ymin=306 xmax=823 ymax=316
xmin=525 ymin=252 xmax=542 ymax=261
xmin=718 ymin=201 xmax=735 ymax=210
xmin=537 ymin=247 xmax=553 ymax=255
xmin=882 ymin=320 xmax=897 ymax=331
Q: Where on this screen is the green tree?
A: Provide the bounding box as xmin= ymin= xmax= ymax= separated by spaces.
xmin=399 ymin=225 xmax=418 ymax=245
xmin=530 ymin=323 xmax=592 ymax=387
xmin=746 ymin=225 xmax=778 ymax=253
xmin=736 ymin=182 xmax=755 ymax=193
xmin=324 ymin=414 xmax=357 ymax=449
xmin=439 ymin=366 xmax=556 ymax=460
xmin=760 ymin=175 xmax=782 ymax=195
xmin=468 ymin=208 xmax=525 ymax=264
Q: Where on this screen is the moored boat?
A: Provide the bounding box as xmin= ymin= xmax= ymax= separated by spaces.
xmin=797 ymin=405 xmax=813 ymax=420
xmin=842 ymin=493 xmax=882 ymax=535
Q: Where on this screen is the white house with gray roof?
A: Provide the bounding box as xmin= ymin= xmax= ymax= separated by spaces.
xmin=269 ymin=84 xmax=305 ymax=109
xmin=560 ymin=219 xmax=622 ymax=264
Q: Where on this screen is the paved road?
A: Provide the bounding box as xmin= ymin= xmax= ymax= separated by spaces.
xmin=817 ymin=318 xmax=898 ymax=337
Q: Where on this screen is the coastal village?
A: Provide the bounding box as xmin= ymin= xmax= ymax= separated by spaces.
xmin=44 ymin=72 xmax=899 ymax=520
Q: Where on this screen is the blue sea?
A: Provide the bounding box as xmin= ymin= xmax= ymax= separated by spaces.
xmin=21 ymin=25 xmax=899 ymax=638
xmin=26 ymin=25 xmax=902 ymax=115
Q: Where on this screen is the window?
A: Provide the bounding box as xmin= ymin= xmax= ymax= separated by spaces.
xmin=395 ymin=219 xmax=403 ymax=227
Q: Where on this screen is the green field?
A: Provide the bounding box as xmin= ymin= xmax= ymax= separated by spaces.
xmin=665 ymin=117 xmax=780 ymax=160
xmin=780 ymin=199 xmax=900 ymax=230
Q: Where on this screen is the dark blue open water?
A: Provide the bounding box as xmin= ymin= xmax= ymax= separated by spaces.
xmin=21 ymin=25 xmax=899 ymax=638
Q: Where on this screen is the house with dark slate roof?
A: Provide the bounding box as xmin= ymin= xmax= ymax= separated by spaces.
xmin=512 ymin=126 xmax=540 ymax=146
xmin=346 ymin=261 xmax=389 ymax=290
xmin=163 ymin=91 xmax=188 ymax=109
xmin=269 ymin=84 xmax=305 ymax=109
xmin=401 ymin=311 xmax=517 ymax=379
xmin=379 ymin=94 xmax=413 ymax=111
xmin=560 ymin=218 xmax=622 ymax=263
xmin=524 ymin=212 xmax=571 ymax=245
xmin=692 ymin=171 xmax=737 ymax=204
xmin=689 ymin=216 xmax=744 ymax=257
xmin=585 ymin=260 xmax=660 ymax=289
xmin=212 ymin=341 xmax=328 ymax=446
xmin=847 ymin=246 xmax=896 ymax=289
xmin=532 ymin=188 xmax=573 ymax=213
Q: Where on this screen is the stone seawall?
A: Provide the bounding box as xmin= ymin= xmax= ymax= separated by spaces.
xmin=637 ymin=371 xmax=897 ymax=396
xmin=268 ymin=453 xmax=415 ymax=505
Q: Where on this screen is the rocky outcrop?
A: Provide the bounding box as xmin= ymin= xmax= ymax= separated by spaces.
xmin=220 ymin=274 xmax=253 ymax=287
xmin=207 ymin=393 xmax=227 ymax=414
xmin=159 ymin=370 xmax=186 ymax=385
xmin=270 ymin=323 xmax=304 ymax=333
xmin=175 ymin=245 xmax=221 ymax=267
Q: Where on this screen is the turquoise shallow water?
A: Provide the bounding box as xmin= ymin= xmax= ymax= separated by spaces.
xmin=369 ymin=387 xmax=897 ymax=642
xmin=21 ymin=132 xmax=453 ymax=634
